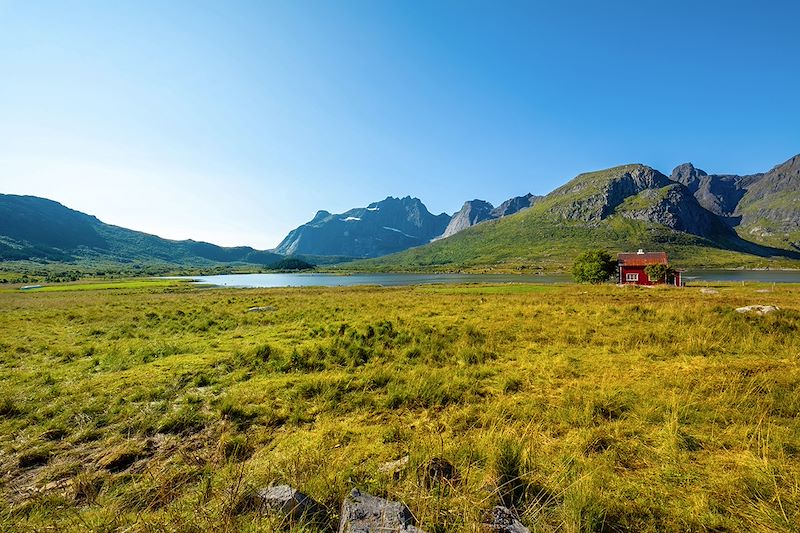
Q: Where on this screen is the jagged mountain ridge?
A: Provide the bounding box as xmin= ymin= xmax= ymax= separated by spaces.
xmin=439 ymin=194 xmax=540 ymax=239
xmin=538 ymin=164 xmax=735 ymax=239
xmin=670 ymin=155 xmax=800 ymax=250
xmin=274 ymin=196 xmax=451 ymax=258
xmin=351 ymin=156 xmax=800 ymax=271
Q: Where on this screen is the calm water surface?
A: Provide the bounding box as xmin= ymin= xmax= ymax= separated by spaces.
xmin=188 ymin=272 xmax=570 ymax=288
xmin=185 ymin=270 xmax=800 ymax=288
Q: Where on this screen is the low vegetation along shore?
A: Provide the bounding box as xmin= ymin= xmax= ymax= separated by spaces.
xmin=1 ymin=282 xmax=798 ymax=531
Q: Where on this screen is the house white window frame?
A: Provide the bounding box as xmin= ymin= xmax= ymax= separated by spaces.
xmin=625 ymin=272 xmax=639 ymax=282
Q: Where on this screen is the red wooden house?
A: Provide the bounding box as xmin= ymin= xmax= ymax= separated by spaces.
xmin=618 ymin=250 xmax=682 ymax=286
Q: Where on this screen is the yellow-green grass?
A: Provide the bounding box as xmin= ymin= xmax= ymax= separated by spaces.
xmin=0 ymin=283 xmax=798 ymax=532
xmin=419 ymin=284 xmax=559 ymax=295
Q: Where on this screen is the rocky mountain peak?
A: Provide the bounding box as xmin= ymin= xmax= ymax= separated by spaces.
xmin=437 ymin=193 xmax=540 ymax=240
xmin=545 ymin=164 xmax=672 ymax=222
xmin=440 ymin=200 xmax=494 ymax=239
xmin=490 ymin=193 xmax=539 ymax=218
xmin=310 ymin=210 xmax=331 ymax=223
xmin=670 ymin=163 xmax=708 ymax=187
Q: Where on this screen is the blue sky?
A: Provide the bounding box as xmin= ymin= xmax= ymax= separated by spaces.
xmin=1 ymin=1 xmax=798 ymax=248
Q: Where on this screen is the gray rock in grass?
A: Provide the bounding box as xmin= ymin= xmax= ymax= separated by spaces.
xmin=257 ymin=484 xmax=323 ymax=521
xmin=483 ymin=506 xmax=530 ymax=533
xmin=338 ymin=488 xmax=426 ymax=532
xmin=247 ymin=306 xmax=276 ymax=312
xmin=735 ymin=305 xmax=779 ymax=315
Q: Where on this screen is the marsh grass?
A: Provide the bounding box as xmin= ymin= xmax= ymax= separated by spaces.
xmin=0 ymin=282 xmax=798 ymax=531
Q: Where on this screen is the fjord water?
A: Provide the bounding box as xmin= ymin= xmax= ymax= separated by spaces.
xmin=188 ymin=272 xmax=570 ymax=287
xmin=186 ymin=270 xmax=800 ymax=288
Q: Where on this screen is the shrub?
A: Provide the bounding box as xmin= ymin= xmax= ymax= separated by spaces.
xmin=644 ymin=263 xmax=674 ymax=283
xmin=572 ymin=249 xmax=616 ymax=284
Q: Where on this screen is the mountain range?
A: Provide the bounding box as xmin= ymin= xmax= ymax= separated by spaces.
xmin=438 ymin=194 xmax=541 ymax=240
xmin=352 ymin=154 xmax=800 ymax=271
xmin=1 ymin=153 xmax=798 ymax=271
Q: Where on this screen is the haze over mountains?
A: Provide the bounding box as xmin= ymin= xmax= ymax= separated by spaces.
xmin=1 ymin=153 xmax=798 ymax=270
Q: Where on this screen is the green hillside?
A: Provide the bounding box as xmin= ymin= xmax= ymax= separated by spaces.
xmin=348 ymin=165 xmax=800 ymax=272
xmin=348 ymin=214 xmax=770 ymax=272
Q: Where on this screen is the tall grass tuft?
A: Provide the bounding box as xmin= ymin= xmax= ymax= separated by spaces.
xmin=495 ymin=437 xmax=527 ymax=509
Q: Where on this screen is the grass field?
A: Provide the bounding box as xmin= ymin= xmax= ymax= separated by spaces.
xmin=1 ymin=282 xmax=798 ymax=532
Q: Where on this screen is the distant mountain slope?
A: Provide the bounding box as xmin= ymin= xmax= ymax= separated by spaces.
xmin=669 ymin=163 xmax=749 ymax=217
xmin=734 ymin=155 xmax=800 ymax=250
xmin=439 ymin=194 xmax=540 ymax=239
xmin=440 ymin=200 xmax=494 ymax=239
xmin=275 ymin=196 xmax=450 ymax=258
xmin=670 ymin=154 xmax=800 ymax=250
xmin=0 ymin=194 xmax=284 ymax=266
xmin=537 ymin=164 xmax=733 ymax=239
xmin=491 ymin=193 xmax=540 ymax=218
xmin=349 ymin=162 xmax=800 ymax=271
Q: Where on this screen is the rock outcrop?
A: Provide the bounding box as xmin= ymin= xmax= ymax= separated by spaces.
xmin=669 ymin=154 xmax=800 ymax=250
xmin=670 ymin=163 xmax=747 ymax=217
xmin=545 ymin=165 xmax=673 ymax=222
xmin=734 ymin=155 xmax=800 ymax=249
xmin=490 ymin=194 xmax=540 ymax=218
xmin=440 ymin=200 xmax=495 ymax=239
xmin=438 ymin=194 xmax=540 ymax=239
xmin=615 ymin=184 xmax=734 ymax=239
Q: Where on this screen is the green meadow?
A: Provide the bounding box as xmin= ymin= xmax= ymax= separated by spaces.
xmin=1 ymin=281 xmax=798 ymax=532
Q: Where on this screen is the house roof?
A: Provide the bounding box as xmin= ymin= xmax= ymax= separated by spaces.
xmin=618 ymin=252 xmax=668 ymax=266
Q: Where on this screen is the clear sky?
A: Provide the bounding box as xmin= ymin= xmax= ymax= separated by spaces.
xmin=1 ymin=1 xmax=798 ymax=249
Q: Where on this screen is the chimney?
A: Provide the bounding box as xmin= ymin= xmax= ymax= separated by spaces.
xmin=637 ymin=249 xmax=644 ymax=255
